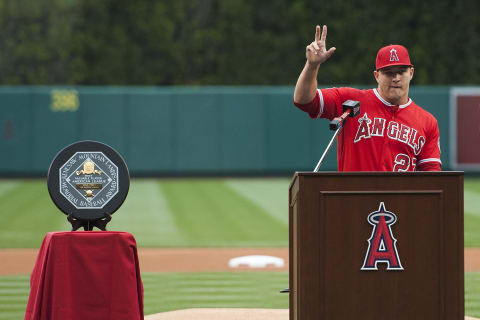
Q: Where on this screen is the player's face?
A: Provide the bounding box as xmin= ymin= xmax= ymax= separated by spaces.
xmin=374 ymin=66 xmax=414 ymax=105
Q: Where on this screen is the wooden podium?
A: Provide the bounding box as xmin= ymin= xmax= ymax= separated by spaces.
xmin=289 ymin=172 xmax=464 ymax=320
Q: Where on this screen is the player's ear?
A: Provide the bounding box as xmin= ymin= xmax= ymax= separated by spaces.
xmin=373 ymin=70 xmax=380 ymax=83
xmin=409 ymin=67 xmax=414 ymax=80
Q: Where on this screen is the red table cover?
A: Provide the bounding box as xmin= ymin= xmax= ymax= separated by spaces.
xmin=24 ymin=231 xmax=143 ymax=320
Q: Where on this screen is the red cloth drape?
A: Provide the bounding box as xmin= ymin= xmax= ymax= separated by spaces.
xmin=24 ymin=231 xmax=143 ymax=320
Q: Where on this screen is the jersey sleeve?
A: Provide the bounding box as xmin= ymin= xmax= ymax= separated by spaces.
xmin=318 ymin=88 xmax=343 ymax=120
xmin=417 ymin=116 xmax=442 ymax=171
xmin=293 ymin=91 xmax=321 ymax=119
xmin=319 ymin=87 xmax=365 ymax=120
xmin=294 ymin=87 xmax=359 ymax=120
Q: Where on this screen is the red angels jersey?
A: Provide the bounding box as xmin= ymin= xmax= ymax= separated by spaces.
xmin=298 ymin=87 xmax=441 ymax=171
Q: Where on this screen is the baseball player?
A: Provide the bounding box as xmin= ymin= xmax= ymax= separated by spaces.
xmin=294 ymin=25 xmax=441 ymax=171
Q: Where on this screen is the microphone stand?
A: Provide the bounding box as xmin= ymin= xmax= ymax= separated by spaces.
xmin=313 ymin=100 xmax=361 ymax=172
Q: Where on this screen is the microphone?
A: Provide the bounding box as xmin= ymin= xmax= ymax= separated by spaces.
xmin=329 ymin=100 xmax=360 ymax=131
xmin=313 ymin=100 xmax=361 ymax=172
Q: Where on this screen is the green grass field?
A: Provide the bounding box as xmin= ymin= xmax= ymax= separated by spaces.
xmin=1 ymin=177 xmax=480 ymax=318
xmin=0 ymin=272 xmax=289 ymax=319
xmin=0 ymin=178 xmax=290 ymax=248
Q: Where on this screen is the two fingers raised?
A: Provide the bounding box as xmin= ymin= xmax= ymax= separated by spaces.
xmin=308 ymin=25 xmax=335 ymax=57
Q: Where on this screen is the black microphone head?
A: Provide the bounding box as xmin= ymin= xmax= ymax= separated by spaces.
xmin=342 ymin=100 xmax=360 ymax=117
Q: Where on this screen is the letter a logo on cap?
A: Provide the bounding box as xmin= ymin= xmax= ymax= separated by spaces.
xmin=390 ymin=48 xmax=399 ymax=62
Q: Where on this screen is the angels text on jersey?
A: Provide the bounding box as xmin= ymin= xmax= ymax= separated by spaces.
xmin=353 ymin=112 xmax=425 ymax=156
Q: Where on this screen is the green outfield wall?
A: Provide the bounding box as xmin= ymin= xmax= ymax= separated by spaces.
xmin=0 ymin=86 xmax=453 ymax=176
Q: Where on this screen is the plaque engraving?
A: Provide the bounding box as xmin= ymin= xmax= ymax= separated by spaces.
xmin=59 ymin=153 xmax=118 ymax=209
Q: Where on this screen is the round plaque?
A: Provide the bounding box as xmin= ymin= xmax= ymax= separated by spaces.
xmin=47 ymin=141 xmax=130 ymax=222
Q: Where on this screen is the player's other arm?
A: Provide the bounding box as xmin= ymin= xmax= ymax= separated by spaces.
xmin=417 ymin=118 xmax=442 ymax=171
xmin=293 ymin=25 xmax=336 ymax=114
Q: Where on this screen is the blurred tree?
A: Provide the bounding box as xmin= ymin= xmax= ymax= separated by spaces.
xmin=68 ymin=0 xmax=183 ymax=84
xmin=0 ymin=0 xmax=76 ymax=84
xmin=0 ymin=0 xmax=478 ymax=85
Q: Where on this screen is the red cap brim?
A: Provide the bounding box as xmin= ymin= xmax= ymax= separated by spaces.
xmin=376 ymin=63 xmax=413 ymax=71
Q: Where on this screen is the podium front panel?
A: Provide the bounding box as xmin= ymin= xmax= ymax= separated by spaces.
xmin=289 ymin=172 xmax=463 ymax=320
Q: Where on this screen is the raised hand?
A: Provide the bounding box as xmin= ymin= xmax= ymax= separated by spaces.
xmin=306 ymin=25 xmax=336 ymax=66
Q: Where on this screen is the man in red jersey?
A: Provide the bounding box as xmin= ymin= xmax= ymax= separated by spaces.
xmin=293 ymin=25 xmax=441 ymax=171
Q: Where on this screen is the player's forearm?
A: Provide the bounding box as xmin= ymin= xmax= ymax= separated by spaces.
xmin=294 ymin=61 xmax=321 ymax=104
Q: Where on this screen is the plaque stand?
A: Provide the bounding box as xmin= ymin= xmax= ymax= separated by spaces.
xmin=67 ymin=213 xmax=112 ymax=231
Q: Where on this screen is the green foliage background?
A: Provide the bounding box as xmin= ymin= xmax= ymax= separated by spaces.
xmin=1 ymin=0 xmax=479 ymax=86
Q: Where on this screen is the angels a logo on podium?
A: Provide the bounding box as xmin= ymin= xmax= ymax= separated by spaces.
xmin=361 ymin=202 xmax=403 ymax=271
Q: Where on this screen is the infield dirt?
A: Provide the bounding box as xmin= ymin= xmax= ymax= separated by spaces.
xmin=2 ymin=247 xmax=480 ymax=275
